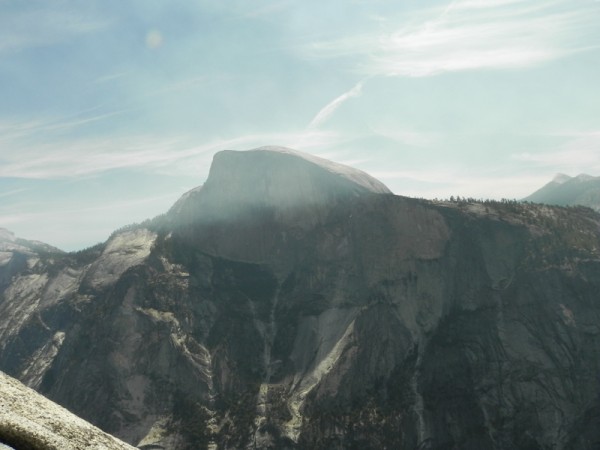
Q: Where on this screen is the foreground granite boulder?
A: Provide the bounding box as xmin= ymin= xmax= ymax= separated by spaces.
xmin=0 ymin=370 xmax=135 ymax=450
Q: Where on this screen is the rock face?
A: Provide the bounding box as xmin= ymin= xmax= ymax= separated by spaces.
xmin=524 ymin=173 xmax=600 ymax=211
xmin=0 ymin=370 xmax=135 ymax=450
xmin=2 ymin=147 xmax=600 ymax=449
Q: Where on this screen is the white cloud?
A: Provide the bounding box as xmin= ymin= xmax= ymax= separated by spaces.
xmin=371 ymin=126 xmax=439 ymax=148
xmin=0 ymin=108 xmax=130 ymax=144
xmin=0 ymin=192 xmax=183 ymax=250
xmin=94 ymin=71 xmax=130 ymax=84
xmin=308 ymin=81 xmax=364 ymax=129
xmin=373 ymin=166 xmax=551 ymax=200
xmin=0 ymin=135 xmax=196 ymax=179
xmin=0 ymin=121 xmax=344 ymax=179
xmin=512 ymin=132 xmax=600 ymax=173
xmin=0 ymin=188 xmax=29 ymax=200
xmin=0 ymin=7 xmax=111 ymax=53
xmin=306 ymin=0 xmax=600 ymax=77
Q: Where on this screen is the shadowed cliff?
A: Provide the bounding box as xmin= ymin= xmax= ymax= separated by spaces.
xmin=1 ymin=147 xmax=600 ymax=449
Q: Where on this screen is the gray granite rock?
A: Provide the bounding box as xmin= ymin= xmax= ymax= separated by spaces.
xmin=0 ymin=371 xmax=135 ymax=450
xmin=1 ymin=148 xmax=600 ymax=449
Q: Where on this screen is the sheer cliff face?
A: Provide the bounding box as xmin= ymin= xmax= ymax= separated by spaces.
xmin=2 ymin=147 xmax=600 ymax=449
xmin=169 ymin=147 xmax=392 ymax=267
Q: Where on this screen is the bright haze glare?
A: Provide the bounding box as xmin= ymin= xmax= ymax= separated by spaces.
xmin=1 ymin=0 xmax=600 ymax=250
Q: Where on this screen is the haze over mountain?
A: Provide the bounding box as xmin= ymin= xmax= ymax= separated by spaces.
xmin=524 ymin=173 xmax=600 ymax=211
xmin=1 ymin=1 xmax=600 ymax=251
xmin=1 ymin=147 xmax=600 ymax=449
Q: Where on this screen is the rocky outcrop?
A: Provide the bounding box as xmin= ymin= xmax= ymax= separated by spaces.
xmin=169 ymin=146 xmax=391 ymax=266
xmin=1 ymin=147 xmax=600 ymax=449
xmin=0 ymin=370 xmax=135 ymax=450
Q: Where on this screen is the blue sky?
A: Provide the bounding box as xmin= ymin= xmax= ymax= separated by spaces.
xmin=1 ymin=0 xmax=600 ymax=250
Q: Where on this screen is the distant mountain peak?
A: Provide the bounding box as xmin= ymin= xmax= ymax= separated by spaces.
xmin=168 ymin=146 xmax=392 ymax=263
xmin=525 ymin=172 xmax=600 ymax=211
xmin=550 ymin=173 xmax=597 ymax=185
xmin=552 ymin=173 xmax=571 ymax=184
xmin=170 ymin=146 xmax=391 ymax=219
xmin=0 ymin=228 xmax=63 ymax=254
xmin=574 ymin=173 xmax=596 ymax=182
xmin=208 ymin=146 xmax=391 ymax=197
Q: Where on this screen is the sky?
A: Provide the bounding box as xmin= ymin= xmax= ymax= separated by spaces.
xmin=1 ymin=0 xmax=600 ymax=251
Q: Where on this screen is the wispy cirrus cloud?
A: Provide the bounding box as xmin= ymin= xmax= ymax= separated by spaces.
xmin=512 ymin=131 xmax=600 ymax=173
xmin=370 ymin=126 xmax=439 ymax=148
xmin=0 ymin=118 xmax=344 ymax=179
xmin=94 ymin=71 xmax=130 ymax=84
xmin=0 ymin=192 xmax=179 ymax=224
xmin=308 ymin=81 xmax=364 ymax=129
xmin=305 ymin=0 xmax=600 ymax=77
xmin=0 ymin=191 xmax=187 ymax=250
xmin=0 ymin=188 xmax=29 ymax=200
xmin=0 ymin=6 xmax=111 ymax=53
xmin=0 ymin=109 xmax=130 ymax=144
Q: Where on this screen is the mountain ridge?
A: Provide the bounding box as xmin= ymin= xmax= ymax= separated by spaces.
xmin=1 ymin=149 xmax=600 ymax=449
xmin=524 ymin=172 xmax=600 ymax=211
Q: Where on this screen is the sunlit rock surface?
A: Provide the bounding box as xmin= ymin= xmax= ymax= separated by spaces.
xmin=0 ymin=370 xmax=135 ymax=450
xmin=1 ymin=147 xmax=600 ymax=449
